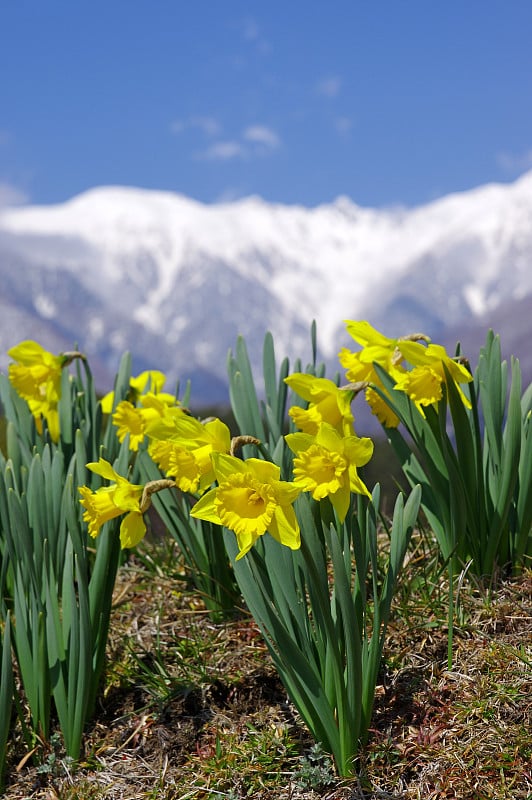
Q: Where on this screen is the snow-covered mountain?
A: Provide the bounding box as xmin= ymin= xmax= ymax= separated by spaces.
xmin=0 ymin=172 xmax=531 ymax=407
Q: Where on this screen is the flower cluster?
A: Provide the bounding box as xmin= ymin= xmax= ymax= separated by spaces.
xmin=339 ymin=320 xmax=473 ymax=427
xmin=5 ymin=321 xmax=473 ymax=559
xmin=7 ymin=340 xmax=83 ymax=441
xmin=102 ymin=369 xmax=185 ymax=452
xmin=283 ymin=373 xmax=374 ymax=521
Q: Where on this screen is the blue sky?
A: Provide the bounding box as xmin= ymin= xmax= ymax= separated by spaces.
xmin=1 ymin=1 xmax=531 ymax=209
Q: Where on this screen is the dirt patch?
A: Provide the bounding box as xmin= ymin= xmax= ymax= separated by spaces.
xmin=3 ymin=552 xmax=531 ymax=800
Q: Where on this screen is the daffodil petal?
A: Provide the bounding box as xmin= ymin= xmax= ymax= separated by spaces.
xmin=86 ymin=458 xmax=120 ymax=482
xmin=269 ymin=505 xmax=300 ymax=550
xmin=119 ymin=512 xmax=147 ymax=549
xmin=211 ymin=452 xmax=248 ymax=482
xmin=190 ymin=488 xmax=222 ymax=524
xmin=330 ymin=483 xmax=351 ymax=522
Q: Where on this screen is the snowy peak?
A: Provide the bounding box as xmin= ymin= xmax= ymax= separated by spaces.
xmin=0 ymin=172 xmax=531 ymax=404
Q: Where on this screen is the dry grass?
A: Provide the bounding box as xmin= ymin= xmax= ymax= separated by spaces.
xmin=2 ymin=538 xmax=531 ymax=800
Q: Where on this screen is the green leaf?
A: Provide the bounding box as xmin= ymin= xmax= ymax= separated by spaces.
xmin=228 ymin=337 xmax=266 ymax=441
xmin=225 ymin=531 xmax=344 ymax=770
xmin=0 ymin=614 xmax=14 ymax=791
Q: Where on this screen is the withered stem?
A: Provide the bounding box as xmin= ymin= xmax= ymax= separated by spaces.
xmin=140 ymin=479 xmax=178 ymax=513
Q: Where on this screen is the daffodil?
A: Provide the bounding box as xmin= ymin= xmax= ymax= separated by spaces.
xmin=341 ymin=320 xmax=401 ymax=375
xmin=190 ymin=453 xmax=301 ymax=559
xmin=344 ymin=319 xmax=398 ymax=350
xmin=285 ymin=423 xmax=373 ymax=521
xmin=79 ymin=458 xmax=147 ymax=549
xmin=365 ymin=386 xmax=400 ymax=428
xmin=396 ymin=340 xmax=473 ymax=409
xmin=341 ymin=319 xmax=434 ymax=378
xmin=339 ymin=321 xmax=436 ymax=427
xmin=148 ymin=415 xmax=231 ymax=493
xmin=149 ymin=440 xmax=212 ymax=493
xmin=112 ymin=392 xmax=184 ymax=451
xmin=339 ymin=321 xmax=408 ymax=390
xmin=100 ymin=369 xmax=168 ymax=414
xmin=112 ymin=401 xmax=149 ymax=451
xmin=338 ymin=349 xmax=403 ymax=429
xmin=285 ymin=373 xmax=355 ymax=435
xmin=7 ymin=339 xmax=76 ymax=441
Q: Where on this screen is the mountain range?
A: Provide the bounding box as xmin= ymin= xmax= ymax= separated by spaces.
xmin=0 ymin=171 xmax=531 ymax=409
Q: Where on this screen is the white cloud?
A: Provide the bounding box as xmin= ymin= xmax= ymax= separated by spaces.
xmin=497 ymin=148 xmax=532 ymax=175
xmin=316 ymin=76 xmax=342 ymax=98
xmin=243 ymin=125 xmax=280 ymax=150
xmin=196 ymin=124 xmax=281 ymax=162
xmin=171 ymin=115 xmax=222 ymax=137
xmin=191 ymin=116 xmax=222 ymax=137
xmin=0 ymin=182 xmax=29 ymax=208
xmin=199 ymin=141 xmax=246 ymax=161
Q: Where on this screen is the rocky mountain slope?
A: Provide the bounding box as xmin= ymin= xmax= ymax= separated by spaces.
xmin=1 ymin=171 xmax=531 ymax=405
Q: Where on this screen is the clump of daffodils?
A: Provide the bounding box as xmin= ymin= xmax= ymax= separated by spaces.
xmin=102 ymin=369 xmax=185 ymax=452
xmin=6 ymin=320 xmax=474 ymax=559
xmin=283 ymin=371 xmax=374 ymax=521
xmin=7 ymin=340 xmax=84 ymax=441
xmin=339 ymin=320 xmax=473 ymax=426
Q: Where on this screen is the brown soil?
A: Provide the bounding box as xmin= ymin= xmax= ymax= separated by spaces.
xmin=2 ymin=551 xmax=531 ymax=800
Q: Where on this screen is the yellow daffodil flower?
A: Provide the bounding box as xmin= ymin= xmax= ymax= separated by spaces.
xmin=396 ymin=340 xmax=473 ymax=409
xmin=285 ymin=373 xmax=355 ymax=435
xmin=365 ymin=386 xmax=400 ymax=428
xmin=393 ymin=366 xmax=443 ymax=413
xmin=149 ymin=440 xmax=212 ymax=493
xmin=285 ymin=423 xmax=373 ymax=521
xmin=338 ymin=349 xmax=403 ymax=429
xmin=339 ymin=321 xmax=408 ymax=427
xmin=148 ymin=415 xmax=231 ymax=494
xmin=100 ymin=369 xmax=168 ymax=414
xmin=78 ymin=458 xmax=146 ymax=549
xmin=344 ymin=319 xmax=397 ymax=351
xmin=339 ymin=321 xmax=441 ymax=427
xmin=8 ymin=340 xmax=70 ymax=441
xmin=340 ymin=318 xmax=434 ymax=379
xmin=112 ymin=392 xmax=184 ymax=451
xmin=190 ymin=453 xmax=301 ymax=560
xmin=341 ymin=320 xmax=402 ymax=375
xmin=112 ymin=401 xmax=149 ymax=451
xmin=130 ymin=370 xmax=166 ymax=394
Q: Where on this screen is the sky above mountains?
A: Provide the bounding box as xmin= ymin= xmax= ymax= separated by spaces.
xmin=1 ymin=1 xmax=532 ymax=210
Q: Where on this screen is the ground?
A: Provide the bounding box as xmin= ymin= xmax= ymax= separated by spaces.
xmin=2 ymin=535 xmax=532 ymax=800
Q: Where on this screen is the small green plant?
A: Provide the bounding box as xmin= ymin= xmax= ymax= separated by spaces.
xmin=294 ymin=743 xmax=336 ymax=790
xmin=35 ymin=732 xmax=74 ymax=779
